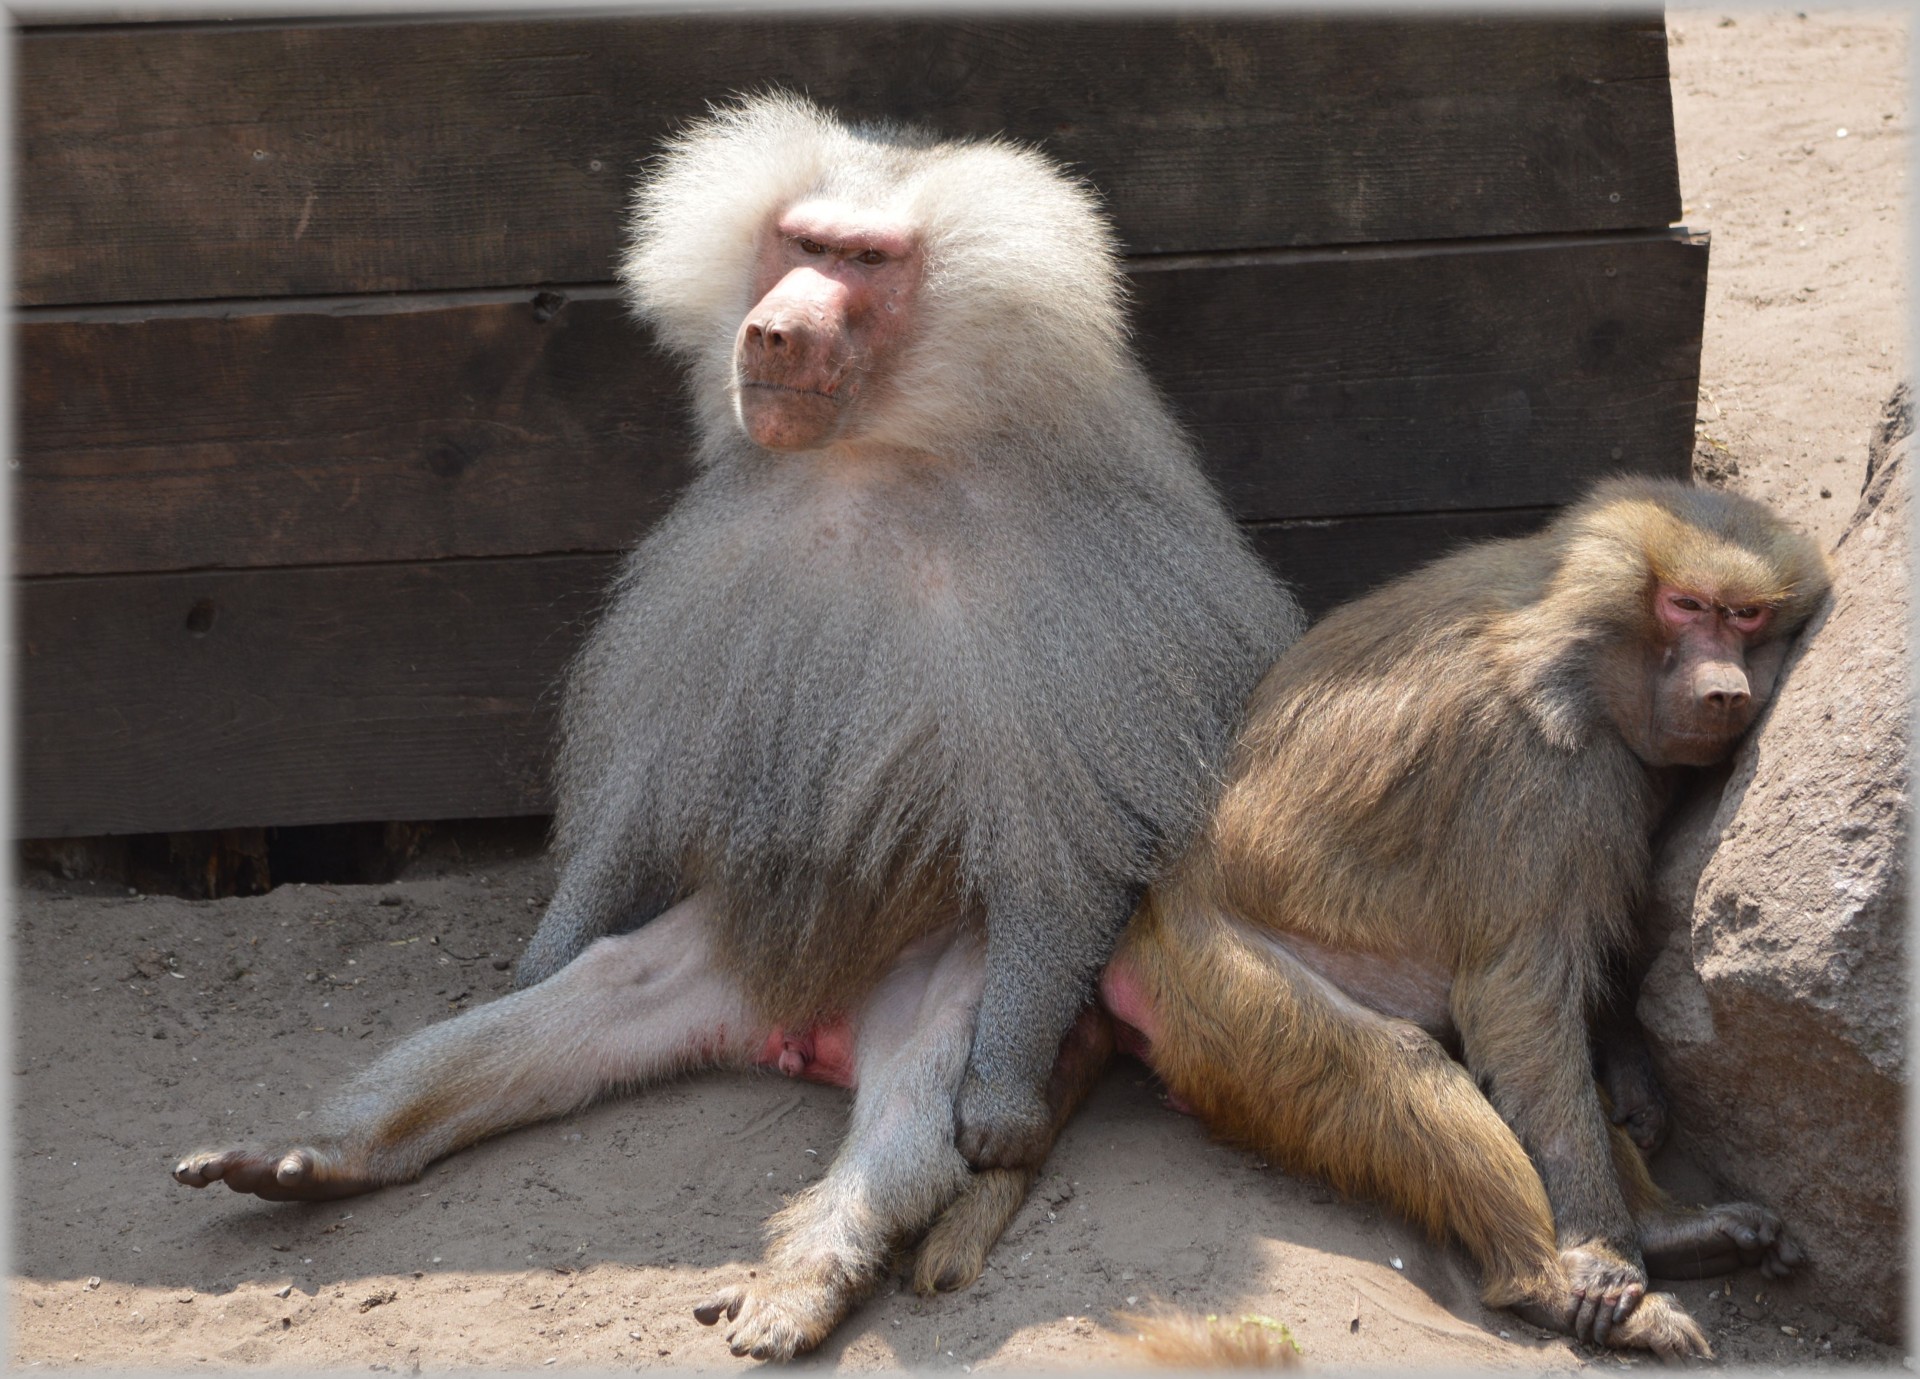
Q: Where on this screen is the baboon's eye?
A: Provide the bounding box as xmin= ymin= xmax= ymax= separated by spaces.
xmin=1725 ymin=605 xmax=1771 ymax=633
xmin=1669 ymin=595 xmax=1705 ymax=613
xmin=797 ymin=237 xmax=826 ymax=255
xmin=855 ymin=248 xmax=887 ymax=266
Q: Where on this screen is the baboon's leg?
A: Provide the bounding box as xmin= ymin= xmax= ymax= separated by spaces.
xmin=911 ymin=1003 xmax=1117 ymax=1295
xmin=1111 ymin=901 xmax=1564 ymax=1312
xmin=515 ymin=836 xmax=677 ymax=987
xmin=956 ymin=882 xmax=1140 ymax=1170
xmin=694 ymin=929 xmax=987 ymax=1361
xmin=1116 ymin=902 xmax=1713 ymax=1360
xmin=1451 ymin=954 xmax=1652 ymax=1344
xmin=1606 ymin=1123 xmax=1804 ymax=1280
xmin=174 ymin=894 xmax=755 ymax=1201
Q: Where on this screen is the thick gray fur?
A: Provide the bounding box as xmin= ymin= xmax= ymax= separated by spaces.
xmin=515 ymin=92 xmax=1303 ymax=1162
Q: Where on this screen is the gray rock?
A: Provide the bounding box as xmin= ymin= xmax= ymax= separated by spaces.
xmin=1638 ymin=386 xmax=1909 ymax=1341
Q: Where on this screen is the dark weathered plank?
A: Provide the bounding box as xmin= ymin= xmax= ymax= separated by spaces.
xmin=1134 ymin=232 xmax=1706 ymax=525
xmin=17 ymin=506 xmax=1565 ymax=837
xmin=17 ymin=555 xmax=617 ymax=838
xmin=18 ymin=14 xmax=1678 ymax=304
xmin=1248 ymin=507 xmax=1555 ymax=621
xmin=17 ymin=234 xmax=1702 ymax=577
xmin=17 ymin=288 xmax=689 ymax=576
xmin=12 ymin=7 xmax=270 ymax=20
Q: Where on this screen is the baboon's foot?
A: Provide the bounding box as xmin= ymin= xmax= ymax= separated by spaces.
xmin=1609 ymin=1292 xmax=1712 ymax=1361
xmin=911 ymin=1230 xmax=986 ymax=1296
xmin=1559 ymin=1243 xmax=1648 ymax=1348
xmin=693 ymin=1265 xmax=855 ymax=1361
xmin=953 ymin=1072 xmax=1050 ymax=1171
xmin=911 ymin=1168 xmax=1033 ymax=1295
xmin=1642 ymin=1201 xmax=1803 ymax=1281
xmin=1512 ymin=1289 xmax=1710 ymax=1362
xmin=172 ymin=1144 xmax=386 ymax=1202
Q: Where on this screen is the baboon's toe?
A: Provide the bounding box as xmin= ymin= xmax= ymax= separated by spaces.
xmin=1725 ymin=1202 xmax=1804 ymax=1279
xmin=910 ymin=1240 xmax=979 ymax=1296
xmin=694 ymin=1273 xmax=847 ymax=1360
xmin=173 ymin=1149 xmax=226 ymax=1188
xmin=916 ymin=1254 xmax=980 ymax=1296
xmin=171 ymin=1145 xmax=374 ymax=1201
xmin=910 ymin=1209 xmax=995 ymax=1295
xmin=1764 ymin=1228 xmax=1806 ymax=1278
xmin=692 ymin=1287 xmax=744 ymax=1328
xmin=1560 ymin=1244 xmax=1648 ymax=1348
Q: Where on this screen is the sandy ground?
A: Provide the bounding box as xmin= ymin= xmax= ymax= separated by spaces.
xmin=9 ymin=851 xmax=1900 ymax=1373
xmin=10 ymin=10 xmax=1909 ymax=1374
xmin=1670 ymin=8 xmax=1909 ymax=540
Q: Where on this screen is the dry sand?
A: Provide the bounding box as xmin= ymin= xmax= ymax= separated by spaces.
xmin=1672 ymin=8 xmax=1909 ymax=541
xmin=10 ymin=10 xmax=1908 ymax=1372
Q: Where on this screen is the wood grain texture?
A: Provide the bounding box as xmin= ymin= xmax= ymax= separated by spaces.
xmin=17 ymin=288 xmax=688 ymax=576
xmin=18 ymin=14 xmax=1678 ymax=304
xmin=18 ymin=508 xmax=1573 ymax=837
xmin=17 ymin=556 xmax=617 ymax=837
xmin=17 ymin=234 xmax=1703 ymax=577
xmin=1248 ymin=507 xmax=1556 ymax=621
xmin=1135 ymin=233 xmax=1707 ymax=524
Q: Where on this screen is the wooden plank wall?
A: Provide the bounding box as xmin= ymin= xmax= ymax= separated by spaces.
xmin=16 ymin=13 xmax=1704 ymax=838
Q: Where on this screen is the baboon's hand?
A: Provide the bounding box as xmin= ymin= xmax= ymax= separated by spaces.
xmin=953 ymin=1071 xmax=1051 ymax=1170
xmin=1560 ymin=1243 xmax=1648 ymax=1349
xmin=1514 ymin=1290 xmax=1711 ymax=1362
xmin=1641 ymin=1201 xmax=1804 ymax=1281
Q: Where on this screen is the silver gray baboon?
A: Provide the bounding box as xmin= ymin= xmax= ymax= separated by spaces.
xmin=174 ymin=92 xmax=1302 ymax=1360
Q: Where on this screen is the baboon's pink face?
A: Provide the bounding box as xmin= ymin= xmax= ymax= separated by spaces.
xmin=733 ymin=201 xmax=921 ymax=451
xmin=1617 ymin=583 xmax=1783 ymax=767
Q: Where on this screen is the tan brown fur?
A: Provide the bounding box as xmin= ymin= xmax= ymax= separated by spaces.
xmin=1115 ymin=894 xmax=1564 ymax=1310
xmin=1116 ymin=1307 xmax=1303 ymax=1368
xmin=1109 ymin=478 xmax=1826 ymax=1357
xmin=912 ymin=1004 xmax=1114 ymax=1294
xmin=923 ymin=480 xmax=1825 ymax=1360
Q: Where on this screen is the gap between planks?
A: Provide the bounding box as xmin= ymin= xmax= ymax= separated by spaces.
xmin=15 ymin=227 xmax=1709 ymax=326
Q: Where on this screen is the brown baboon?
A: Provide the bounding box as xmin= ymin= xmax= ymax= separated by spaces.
xmin=1108 ymin=477 xmax=1826 ymax=1358
xmin=171 ymin=93 xmax=1299 ymax=1361
xmin=920 ymin=478 xmax=1828 ymax=1360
